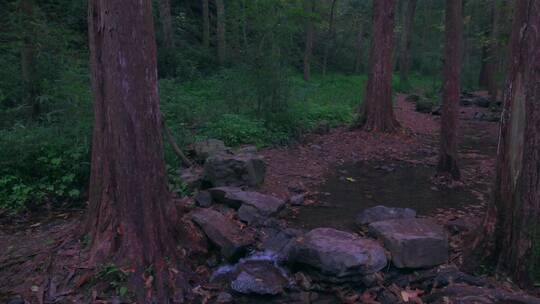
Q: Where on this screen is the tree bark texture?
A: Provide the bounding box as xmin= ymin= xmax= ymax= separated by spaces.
xmin=202 ymin=0 xmax=210 ymax=48
xmin=398 ymin=0 xmax=417 ymax=91
xmin=159 ymin=0 xmax=175 ymax=49
xmin=20 ymin=0 xmax=39 ymax=119
xmin=87 ymin=0 xmax=182 ymax=301
xmin=437 ymin=0 xmax=463 ymax=179
xmin=359 ymin=0 xmax=399 ymax=132
xmin=216 ymin=0 xmax=226 ymax=65
xmin=322 ymin=0 xmax=337 ymax=77
xmin=472 ymin=0 xmax=540 ymax=286
xmin=303 ymin=0 xmax=314 ymax=82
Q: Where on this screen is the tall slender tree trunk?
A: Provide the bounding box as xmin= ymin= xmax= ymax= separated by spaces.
xmin=437 ymin=0 xmax=463 ymax=179
xmin=485 ymin=0 xmax=500 ymax=100
xmin=303 ymin=0 xmax=314 ymax=82
xmin=216 ymin=0 xmax=226 ymax=65
xmin=354 ymin=21 xmax=364 ymax=74
xmin=87 ymin=0 xmax=184 ymax=301
xmin=20 ymin=0 xmax=39 ymax=119
xmin=472 ymin=0 xmax=540 ymax=287
xmin=202 ymin=0 xmax=210 ymax=48
xmin=159 ymin=0 xmax=175 ymax=49
xmin=358 ymin=0 xmax=399 ymax=132
xmin=322 ymin=0 xmax=337 ymax=77
xmin=398 ymin=0 xmax=417 ymax=91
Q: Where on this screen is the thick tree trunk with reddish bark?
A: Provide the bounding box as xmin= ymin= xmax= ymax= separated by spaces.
xmin=159 ymin=0 xmax=175 ymax=49
xmin=398 ymin=0 xmax=417 ymax=91
xmin=202 ymin=0 xmax=210 ymax=48
xmin=358 ymin=0 xmax=399 ymax=132
xmin=20 ymin=0 xmax=39 ymax=119
xmin=87 ymin=0 xmax=184 ymax=301
xmin=216 ymin=0 xmax=226 ymax=65
xmin=322 ymin=0 xmax=337 ymax=77
xmin=303 ymin=0 xmax=315 ymax=82
xmin=472 ymin=0 xmax=540 ymax=286
xmin=437 ymin=0 xmax=463 ymax=179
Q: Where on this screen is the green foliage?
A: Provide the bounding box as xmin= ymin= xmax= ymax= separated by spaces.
xmin=94 ymin=263 xmax=131 ymax=299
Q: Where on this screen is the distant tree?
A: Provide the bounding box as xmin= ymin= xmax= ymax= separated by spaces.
xmin=216 ymin=0 xmax=226 ymax=65
xmin=87 ymin=0 xmax=184 ymax=301
xmin=358 ymin=0 xmax=399 ymax=132
xmin=354 ymin=21 xmax=365 ymax=74
xmin=322 ymin=0 xmax=338 ymax=77
xmin=20 ymin=0 xmax=39 ymax=119
xmin=471 ymin=0 xmax=540 ymax=287
xmin=202 ymin=0 xmax=210 ymax=48
xmin=398 ymin=0 xmax=417 ymax=91
xmin=158 ymin=0 xmax=175 ymax=49
xmin=303 ymin=0 xmax=315 ymax=81
xmin=437 ymin=0 xmax=463 ymax=179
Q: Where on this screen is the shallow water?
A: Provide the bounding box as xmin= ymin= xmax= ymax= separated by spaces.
xmin=290 ymin=161 xmax=481 ymax=231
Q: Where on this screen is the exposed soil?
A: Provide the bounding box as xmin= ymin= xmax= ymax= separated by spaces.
xmin=0 ymin=93 xmax=508 ymax=302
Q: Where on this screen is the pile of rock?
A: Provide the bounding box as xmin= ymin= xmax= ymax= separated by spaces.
xmin=180 ymin=139 xmax=266 ymax=190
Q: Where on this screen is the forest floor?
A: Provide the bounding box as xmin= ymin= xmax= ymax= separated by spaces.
xmin=0 ymin=93 xmax=526 ymax=303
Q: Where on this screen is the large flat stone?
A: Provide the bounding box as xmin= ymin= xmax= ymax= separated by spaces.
xmin=189 ymin=208 xmax=254 ymax=260
xmin=356 ymin=205 xmax=417 ymax=226
xmin=230 ymin=260 xmax=288 ymax=295
xmin=209 ymin=187 xmax=285 ymax=224
xmin=369 ymin=218 xmax=449 ymax=269
xmin=286 ymin=228 xmax=387 ymax=280
xmin=203 ymin=152 xmax=266 ymax=187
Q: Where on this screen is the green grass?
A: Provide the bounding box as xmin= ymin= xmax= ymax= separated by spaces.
xmin=0 ymin=70 xmax=434 ymax=212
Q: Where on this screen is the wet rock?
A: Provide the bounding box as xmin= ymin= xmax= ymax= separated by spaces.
xmin=286 ymin=228 xmax=387 ymax=280
xmin=415 ymin=99 xmax=434 ymax=113
xmin=369 ymin=218 xmax=449 ymax=268
xmin=405 ymin=94 xmax=421 ymax=103
xmin=7 ymin=298 xmax=25 ymax=304
xmin=192 ymin=139 xmax=230 ymax=163
xmin=195 ymin=190 xmax=213 ymax=207
xmin=209 ymin=187 xmax=285 ymax=217
xmin=356 ymin=205 xmax=417 ymax=226
xmin=215 ymin=292 xmax=233 ymax=303
xmin=289 ymin=194 xmax=305 ymax=206
xmin=237 ymin=145 xmax=257 ymax=154
xmin=262 ymin=228 xmax=302 ymax=260
xmin=204 ymin=152 xmax=266 ymax=187
xmin=189 ymin=208 xmax=254 ymax=260
xmin=412 ymin=265 xmax=488 ymax=291
xmin=230 ymin=260 xmax=288 ymax=295
xmin=238 ymin=204 xmax=264 ymax=225
xmin=179 ymin=166 xmax=205 ymax=190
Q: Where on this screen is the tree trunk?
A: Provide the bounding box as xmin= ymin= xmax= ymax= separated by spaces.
xmin=20 ymin=0 xmax=39 ymax=119
xmin=87 ymin=0 xmax=184 ymax=301
xmin=354 ymin=21 xmax=364 ymax=74
xmin=322 ymin=0 xmax=337 ymax=77
xmin=437 ymin=0 xmax=463 ymax=179
xmin=202 ymin=0 xmax=210 ymax=48
xmin=358 ymin=0 xmax=399 ymax=132
xmin=398 ymin=0 xmax=417 ymax=91
xmin=159 ymin=0 xmax=175 ymax=49
xmin=472 ymin=0 xmax=540 ymax=287
xmin=485 ymin=0 xmax=500 ymax=100
xmin=216 ymin=0 xmax=226 ymax=65
xmin=303 ymin=0 xmax=314 ymax=82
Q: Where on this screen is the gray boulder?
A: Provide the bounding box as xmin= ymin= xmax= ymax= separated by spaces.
xmin=369 ymin=218 xmax=449 ymax=269
xmin=356 ymin=205 xmax=417 ymax=226
xmin=195 ymin=190 xmax=213 ymax=207
xmin=286 ymin=228 xmax=387 ymax=280
xmin=189 ymin=208 xmax=254 ymax=260
xmin=179 ymin=166 xmax=204 ymax=190
xmin=204 ymin=152 xmax=266 ymax=187
xmin=191 ymin=139 xmax=230 ymax=163
xmin=209 ymin=187 xmax=285 ymax=224
xmin=230 ymin=261 xmax=288 ymax=295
